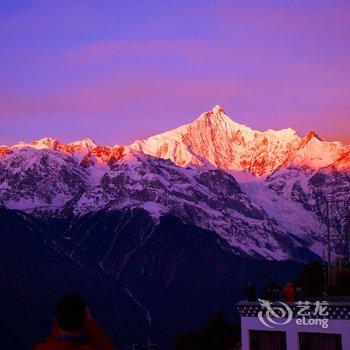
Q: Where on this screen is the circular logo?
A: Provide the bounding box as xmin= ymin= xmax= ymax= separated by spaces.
xmin=258 ymin=298 xmax=293 ymax=328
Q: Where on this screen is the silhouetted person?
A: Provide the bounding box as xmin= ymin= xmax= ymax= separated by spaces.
xmin=295 ymin=286 xmax=305 ymax=301
xmin=34 ymin=294 xmax=115 ymax=350
xmin=261 ymin=282 xmax=280 ymax=301
xmin=262 ymin=286 xmax=273 ymax=301
xmin=245 ymin=282 xmax=257 ymax=301
xmin=273 ymin=286 xmax=282 ymax=301
xmin=282 ymin=282 xmax=295 ymax=302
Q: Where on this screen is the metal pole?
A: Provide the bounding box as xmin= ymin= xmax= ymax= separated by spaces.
xmin=326 ymin=200 xmax=332 ymax=294
xmin=323 ymin=249 xmax=328 ymax=295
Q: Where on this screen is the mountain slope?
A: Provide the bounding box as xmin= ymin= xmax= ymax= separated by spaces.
xmin=0 ymin=105 xmax=348 ymax=260
xmin=129 ymin=106 xmax=349 ymax=256
xmin=0 ymin=207 xmax=303 ymax=349
xmin=1 ymin=106 xmax=349 ymax=349
xmin=0 ymin=144 xmax=312 ymax=260
xmin=244 ymin=144 xmax=350 ymax=257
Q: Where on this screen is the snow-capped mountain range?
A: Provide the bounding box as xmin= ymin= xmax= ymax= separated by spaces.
xmin=1 ymin=105 xmax=349 ymax=260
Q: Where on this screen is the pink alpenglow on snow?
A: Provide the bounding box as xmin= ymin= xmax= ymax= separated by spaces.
xmin=3 ymin=105 xmax=349 ymax=177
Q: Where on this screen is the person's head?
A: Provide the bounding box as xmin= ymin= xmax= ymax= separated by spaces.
xmin=287 ymin=281 xmax=293 ymax=287
xmin=55 ymin=294 xmax=86 ymax=333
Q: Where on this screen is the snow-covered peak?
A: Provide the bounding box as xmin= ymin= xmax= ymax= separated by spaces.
xmin=198 ymin=106 xmax=299 ymax=143
xmin=14 ymin=137 xmax=61 ymax=150
xmin=130 ymin=106 xmax=303 ymax=176
xmin=12 ymin=137 xmax=97 ymax=151
xmin=0 ymin=145 xmax=12 ymax=157
xmin=195 ymin=105 xmax=252 ymax=134
xmin=281 ymin=130 xmax=344 ymax=170
xmin=0 ymin=106 xmax=349 ymax=261
xmin=264 ymin=127 xmax=298 ymax=139
xmin=10 ymin=137 xmax=99 ymax=161
xmin=303 ymin=130 xmax=323 ymax=143
xmin=1 ymin=139 xmax=313 ymax=260
xmin=35 ymin=137 xmax=59 ymax=147
xmin=69 ymin=138 xmax=97 ymax=149
xmin=212 ymin=104 xmax=224 ymax=113
xmin=201 ymin=105 xmax=235 ymax=124
xmin=1 ymin=106 xmax=348 ymax=178
xmin=130 ymin=106 xmax=350 ymax=176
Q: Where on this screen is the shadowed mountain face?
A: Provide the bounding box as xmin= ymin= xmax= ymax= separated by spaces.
xmin=0 ymin=145 xmax=317 ymax=260
xmin=0 ymin=208 xmax=302 ymax=349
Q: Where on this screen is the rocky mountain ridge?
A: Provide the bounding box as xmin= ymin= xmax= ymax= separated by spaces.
xmin=0 ymin=106 xmax=349 ymax=260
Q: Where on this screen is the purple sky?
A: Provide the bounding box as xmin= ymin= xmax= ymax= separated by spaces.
xmin=1 ymin=0 xmax=349 ymax=146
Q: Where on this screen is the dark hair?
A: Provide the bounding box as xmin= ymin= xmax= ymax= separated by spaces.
xmin=55 ymin=294 xmax=86 ymax=332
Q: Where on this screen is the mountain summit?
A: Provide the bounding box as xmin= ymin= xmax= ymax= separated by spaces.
xmin=131 ymin=105 xmax=339 ymax=176
xmin=3 ymin=105 xmax=347 ymax=177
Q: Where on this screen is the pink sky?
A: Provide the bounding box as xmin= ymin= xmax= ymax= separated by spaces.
xmin=0 ymin=0 xmax=349 ymax=145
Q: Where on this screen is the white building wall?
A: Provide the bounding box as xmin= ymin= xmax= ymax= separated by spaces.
xmin=241 ymin=316 xmax=350 ymax=350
